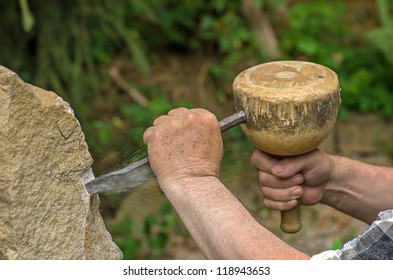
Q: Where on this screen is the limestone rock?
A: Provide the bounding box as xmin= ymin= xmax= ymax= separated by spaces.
xmin=0 ymin=65 xmax=122 ymax=259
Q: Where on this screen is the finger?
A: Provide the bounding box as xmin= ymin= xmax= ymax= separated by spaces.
xmin=251 ymin=149 xmax=280 ymax=174
xmin=190 ymin=108 xmax=220 ymax=129
xmin=189 ymin=107 xmax=214 ymax=117
xmin=152 ymin=115 xmax=169 ymax=126
xmin=258 ymin=170 xmax=304 ymax=189
xmin=142 ymin=126 xmax=154 ymax=144
xmin=270 ymin=150 xmax=320 ymax=179
xmin=263 ymin=197 xmax=298 ymax=211
xmin=261 ymin=185 xmax=304 ymax=202
xmin=167 ymin=107 xmax=189 ymax=116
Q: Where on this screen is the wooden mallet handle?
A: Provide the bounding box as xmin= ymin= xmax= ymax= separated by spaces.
xmin=281 ymin=203 xmax=301 ymax=233
xmin=274 ymin=155 xmax=302 ymax=233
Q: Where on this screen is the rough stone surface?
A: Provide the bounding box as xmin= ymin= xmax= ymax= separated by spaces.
xmin=0 ymin=65 xmax=122 ymax=259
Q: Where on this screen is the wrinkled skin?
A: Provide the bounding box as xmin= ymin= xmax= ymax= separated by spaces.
xmin=251 ymin=149 xmax=334 ymax=211
xmin=143 ymin=107 xmax=223 ymax=186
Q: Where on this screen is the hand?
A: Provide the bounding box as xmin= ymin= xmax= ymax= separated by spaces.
xmin=251 ymin=149 xmax=335 ymax=211
xmin=143 ymin=107 xmax=223 ymax=186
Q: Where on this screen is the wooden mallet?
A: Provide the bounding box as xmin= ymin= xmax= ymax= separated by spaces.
xmin=233 ymin=61 xmax=341 ymax=233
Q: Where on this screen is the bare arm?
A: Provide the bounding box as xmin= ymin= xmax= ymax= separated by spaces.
xmin=323 ymin=155 xmax=393 ymax=224
xmin=143 ymin=108 xmax=309 ymax=259
xmin=161 ymin=176 xmax=308 ymax=259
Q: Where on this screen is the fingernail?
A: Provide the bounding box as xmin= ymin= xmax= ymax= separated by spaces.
xmin=291 ymin=189 xmax=302 ymax=198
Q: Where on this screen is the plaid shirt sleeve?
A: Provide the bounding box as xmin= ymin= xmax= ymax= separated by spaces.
xmin=311 ymin=209 xmax=393 ymax=260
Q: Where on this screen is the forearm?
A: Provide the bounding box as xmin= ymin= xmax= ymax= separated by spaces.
xmin=160 ymin=176 xmax=309 ymax=260
xmin=322 ymin=155 xmax=393 ymax=224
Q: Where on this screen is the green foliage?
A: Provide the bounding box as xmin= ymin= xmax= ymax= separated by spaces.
xmin=0 ymin=0 xmax=150 ymax=122
xmin=110 ymin=217 xmax=142 ymax=260
xmin=339 ymin=61 xmax=393 ymax=117
xmin=331 ymin=227 xmax=359 ymax=251
xmin=111 ymin=202 xmax=178 ymax=259
xmin=367 ymin=0 xmax=393 ymax=66
xmin=135 ymin=0 xmax=257 ymax=54
xmin=331 ymin=240 xmax=343 ymax=251
xmin=280 ymin=0 xmax=347 ymax=65
xmin=121 ymin=92 xmax=193 ymax=143
xmin=281 ymin=0 xmax=393 ymax=117
xmin=2 ymin=0 xmax=393 ymax=152
xmin=19 ymin=0 xmax=35 ymax=32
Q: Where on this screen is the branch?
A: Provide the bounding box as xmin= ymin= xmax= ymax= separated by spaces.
xmin=109 ymin=67 xmax=149 ymax=108
xmin=241 ymin=0 xmax=281 ymax=60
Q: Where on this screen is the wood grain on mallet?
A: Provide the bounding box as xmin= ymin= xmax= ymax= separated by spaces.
xmin=233 ymin=61 xmax=341 ymax=233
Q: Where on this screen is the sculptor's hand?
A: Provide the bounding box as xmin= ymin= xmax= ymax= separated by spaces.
xmin=143 ymin=107 xmax=223 ymax=186
xmin=251 ymin=149 xmax=335 ymax=211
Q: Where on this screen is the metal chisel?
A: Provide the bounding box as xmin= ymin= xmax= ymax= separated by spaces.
xmin=85 ymin=110 xmax=247 ymax=195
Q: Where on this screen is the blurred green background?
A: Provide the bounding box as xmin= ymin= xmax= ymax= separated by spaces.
xmin=1 ymin=0 xmax=393 ymax=259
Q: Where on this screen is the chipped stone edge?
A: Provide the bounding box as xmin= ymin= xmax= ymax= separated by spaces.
xmin=80 ymin=168 xmax=95 ymax=195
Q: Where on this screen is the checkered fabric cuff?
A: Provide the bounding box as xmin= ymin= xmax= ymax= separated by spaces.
xmin=311 ymin=209 xmax=393 ymax=260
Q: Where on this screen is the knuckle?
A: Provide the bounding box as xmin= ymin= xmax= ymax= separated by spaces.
xmin=152 ymin=115 xmax=166 ymax=126
xmin=258 ymin=171 xmax=267 ymax=183
xmin=184 ymin=113 xmax=196 ymax=124
xmin=168 ymin=107 xmax=188 ymax=115
xmin=191 ymin=108 xmax=209 ymax=114
xmin=262 ymin=198 xmax=273 ymax=209
xmin=250 ymin=150 xmax=260 ymax=166
xmin=260 ymin=185 xmax=270 ymax=196
xmin=143 ymin=127 xmax=153 ymax=144
xmin=192 ymin=108 xmax=217 ymax=122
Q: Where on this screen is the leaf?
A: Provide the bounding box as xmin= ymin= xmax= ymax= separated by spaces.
xmin=19 ymin=0 xmax=35 ymax=32
xmin=297 ymin=38 xmax=319 ymax=56
xmin=376 ymin=0 xmax=393 ymax=27
xmin=125 ymin=31 xmax=150 ymax=76
xmin=367 ymin=28 xmax=393 ymax=66
xmin=331 ymin=240 xmax=343 ymax=250
xmin=148 ymin=232 xmax=168 ymax=250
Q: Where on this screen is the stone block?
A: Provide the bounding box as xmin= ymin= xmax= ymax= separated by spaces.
xmin=0 ymin=66 xmax=122 ymax=259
